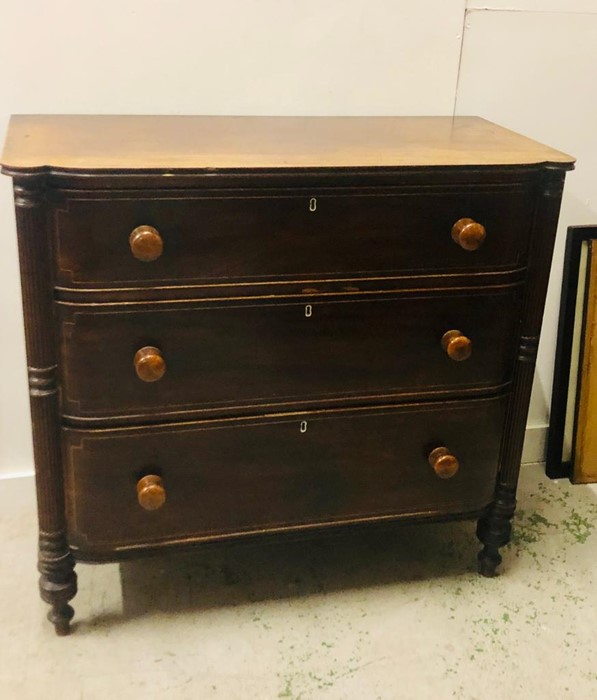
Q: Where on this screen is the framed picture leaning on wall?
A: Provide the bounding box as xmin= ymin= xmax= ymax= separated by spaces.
xmin=547 ymin=225 xmax=597 ymax=483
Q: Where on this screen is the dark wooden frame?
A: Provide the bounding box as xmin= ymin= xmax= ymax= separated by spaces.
xmin=546 ymin=225 xmax=597 ymax=479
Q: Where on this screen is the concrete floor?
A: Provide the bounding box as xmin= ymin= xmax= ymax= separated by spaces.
xmin=0 ymin=464 xmax=595 ymax=700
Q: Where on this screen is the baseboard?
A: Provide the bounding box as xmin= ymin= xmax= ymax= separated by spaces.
xmin=521 ymin=424 xmax=548 ymax=465
xmin=0 ymin=470 xmax=34 ymax=480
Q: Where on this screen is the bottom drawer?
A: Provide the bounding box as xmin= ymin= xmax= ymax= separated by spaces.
xmin=64 ymin=395 xmax=508 ymax=555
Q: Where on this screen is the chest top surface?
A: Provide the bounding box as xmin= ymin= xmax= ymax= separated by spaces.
xmin=1 ymin=115 xmax=574 ymax=173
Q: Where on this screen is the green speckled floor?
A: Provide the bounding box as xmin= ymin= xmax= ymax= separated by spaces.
xmin=0 ymin=464 xmax=595 ymax=699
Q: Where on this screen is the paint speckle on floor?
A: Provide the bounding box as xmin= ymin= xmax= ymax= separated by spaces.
xmin=0 ymin=464 xmax=595 ymax=699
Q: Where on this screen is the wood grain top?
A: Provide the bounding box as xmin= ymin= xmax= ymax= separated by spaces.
xmin=1 ymin=115 xmax=575 ymax=172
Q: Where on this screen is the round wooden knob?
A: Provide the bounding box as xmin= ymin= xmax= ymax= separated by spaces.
xmin=428 ymin=447 xmax=460 ymax=479
xmin=137 ymin=474 xmax=166 ymax=511
xmin=129 ymin=225 xmax=163 ymax=262
xmin=134 ymin=346 xmax=166 ymax=382
xmin=451 ymin=218 xmax=486 ymax=251
xmin=441 ymin=330 xmax=472 ymax=362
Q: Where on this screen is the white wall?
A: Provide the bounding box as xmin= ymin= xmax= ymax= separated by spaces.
xmin=1 ymin=0 xmax=595 ymax=475
xmin=455 ymin=3 xmax=597 ymax=457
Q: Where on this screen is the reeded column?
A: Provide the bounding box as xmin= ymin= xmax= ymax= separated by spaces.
xmin=13 ymin=175 xmax=77 ymax=634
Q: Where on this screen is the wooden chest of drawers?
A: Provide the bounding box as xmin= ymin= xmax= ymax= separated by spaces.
xmin=1 ymin=116 xmax=573 ymax=635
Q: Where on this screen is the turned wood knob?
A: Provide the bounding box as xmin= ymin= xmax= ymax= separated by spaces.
xmin=428 ymin=447 xmax=460 ymax=479
xmin=129 ymin=225 xmax=163 ymax=262
xmin=451 ymin=218 xmax=486 ymax=251
xmin=441 ymin=330 xmax=472 ymax=362
xmin=137 ymin=474 xmax=166 ymax=511
xmin=134 ymin=346 xmax=166 ymax=382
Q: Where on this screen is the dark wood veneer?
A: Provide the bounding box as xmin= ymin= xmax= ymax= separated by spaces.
xmin=58 ymin=286 xmax=521 ymax=423
xmin=64 ymin=396 xmax=507 ymax=556
xmin=53 ymin=185 xmax=536 ymax=290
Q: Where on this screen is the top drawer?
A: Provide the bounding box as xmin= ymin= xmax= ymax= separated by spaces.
xmin=53 ymin=185 xmax=535 ymax=290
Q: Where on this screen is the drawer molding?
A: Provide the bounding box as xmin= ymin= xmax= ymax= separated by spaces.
xmin=55 ymin=266 xmax=528 ymax=303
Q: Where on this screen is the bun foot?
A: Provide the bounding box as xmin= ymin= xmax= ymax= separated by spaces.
xmin=48 ymin=604 xmax=75 ymax=636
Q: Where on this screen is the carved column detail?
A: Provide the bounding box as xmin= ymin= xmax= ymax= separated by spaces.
xmin=517 ymin=336 xmax=539 ymax=363
xmin=476 ymin=167 xmax=568 ymax=576
xmin=13 ymin=176 xmax=77 ymax=635
xmin=498 ymin=167 xmax=567 ymax=491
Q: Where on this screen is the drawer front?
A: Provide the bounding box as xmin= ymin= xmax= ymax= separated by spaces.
xmin=59 ymin=288 xmax=521 ymax=421
xmin=64 ymin=395 xmax=507 ymax=553
xmin=54 ymin=187 xmax=535 ymax=289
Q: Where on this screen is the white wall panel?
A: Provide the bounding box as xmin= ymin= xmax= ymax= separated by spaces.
xmin=0 ymin=0 xmax=466 ymax=475
xmin=456 ymin=9 xmax=597 ymax=426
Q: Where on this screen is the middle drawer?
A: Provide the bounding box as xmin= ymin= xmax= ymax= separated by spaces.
xmin=58 ymin=287 xmax=521 ymax=423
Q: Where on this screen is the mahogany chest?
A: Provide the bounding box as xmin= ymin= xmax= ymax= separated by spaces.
xmin=1 ymin=115 xmax=574 ymax=634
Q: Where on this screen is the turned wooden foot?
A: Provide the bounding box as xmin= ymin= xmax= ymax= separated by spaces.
xmin=476 ymin=486 xmax=515 ymax=578
xmin=477 ymin=546 xmax=502 ymax=577
xmin=47 ymin=603 xmax=75 ymax=636
xmin=38 ymin=533 xmax=77 ymax=636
